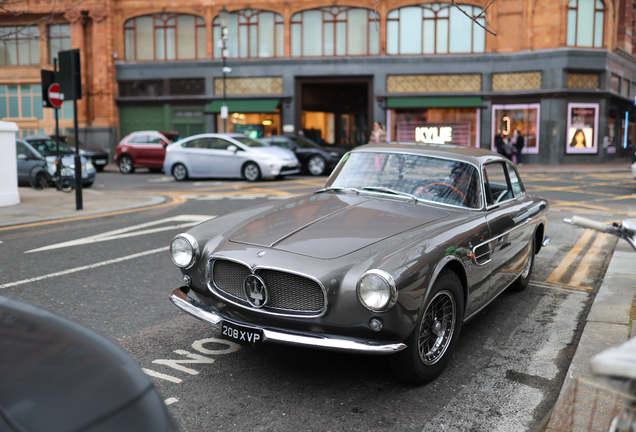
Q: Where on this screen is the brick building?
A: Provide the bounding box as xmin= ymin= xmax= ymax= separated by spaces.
xmin=2 ymin=0 xmax=636 ymax=165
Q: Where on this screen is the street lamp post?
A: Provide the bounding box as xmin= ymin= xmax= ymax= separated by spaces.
xmin=219 ymin=7 xmax=229 ymax=133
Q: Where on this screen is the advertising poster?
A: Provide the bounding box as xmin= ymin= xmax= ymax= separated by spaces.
xmin=566 ymin=103 xmax=598 ymax=154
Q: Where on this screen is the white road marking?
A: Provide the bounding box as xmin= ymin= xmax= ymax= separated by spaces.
xmin=142 ymin=368 xmax=182 ymax=384
xmin=147 ymin=177 xmax=174 ymax=183
xmin=164 ymin=397 xmax=179 ymax=405
xmin=0 ymin=247 xmax=168 ymax=289
xmin=25 ymin=215 xmax=214 ymax=253
xmin=180 ymin=194 xmax=299 ymax=201
xmin=152 ymin=349 xmax=216 ymax=375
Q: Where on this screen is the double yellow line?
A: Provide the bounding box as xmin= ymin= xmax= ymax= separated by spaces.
xmin=546 ymin=229 xmax=609 ymax=290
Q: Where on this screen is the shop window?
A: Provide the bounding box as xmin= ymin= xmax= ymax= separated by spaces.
xmin=218 ymin=112 xmax=281 ymax=137
xmin=566 ymin=103 xmax=598 ymax=154
xmin=567 ymin=0 xmax=604 ymax=48
xmin=169 ymin=79 xmax=205 ymax=96
xmin=610 ymin=74 xmax=620 ymax=93
xmin=0 ymin=84 xmax=43 ymax=120
xmin=119 ymin=80 xmax=164 ymax=97
xmin=124 ymin=14 xmax=206 ymax=61
xmin=388 ymin=108 xmax=479 ymax=147
xmin=0 ymin=25 xmax=40 ymax=66
xmin=387 ymin=3 xmax=485 ymax=55
xmin=491 ymin=104 xmax=540 ymax=155
xmin=291 ymin=7 xmax=379 ymax=57
xmin=213 ymin=9 xmax=284 ymax=59
xmin=49 ymin=24 xmax=71 ymax=64
xmin=622 ymin=79 xmax=630 ymax=98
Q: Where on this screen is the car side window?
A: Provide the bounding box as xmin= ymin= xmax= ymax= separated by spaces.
xmin=182 ymin=138 xmax=209 ymax=149
xmin=483 ymin=162 xmax=513 ymax=206
xmin=209 ymin=138 xmax=234 ymax=150
xmin=148 ymin=135 xmax=167 ymax=145
xmin=16 ymin=142 xmax=35 ymax=158
xmin=506 ymin=165 xmax=525 ymax=196
xmin=129 ymin=135 xmax=148 ymax=143
xmin=273 ymin=140 xmax=294 ymax=150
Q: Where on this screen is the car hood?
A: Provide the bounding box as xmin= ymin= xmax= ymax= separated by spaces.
xmin=251 ymin=146 xmax=296 ymax=160
xmin=228 ymin=193 xmax=449 ymax=258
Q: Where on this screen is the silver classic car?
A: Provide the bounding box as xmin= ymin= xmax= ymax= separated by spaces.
xmin=168 ymin=142 xmax=549 ymax=384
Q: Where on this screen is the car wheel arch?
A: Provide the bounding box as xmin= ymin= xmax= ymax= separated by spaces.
xmin=422 ymin=256 xmax=468 ymax=318
xmin=534 ymin=223 xmax=545 ymax=255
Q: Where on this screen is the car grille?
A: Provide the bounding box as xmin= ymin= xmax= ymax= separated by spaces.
xmin=210 ymin=259 xmax=326 ymax=315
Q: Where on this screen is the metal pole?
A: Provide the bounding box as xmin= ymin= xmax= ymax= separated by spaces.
xmin=72 ymin=52 xmax=82 ymax=210
xmin=222 ymin=55 xmax=226 ymax=133
xmin=53 ymin=59 xmax=60 ymax=182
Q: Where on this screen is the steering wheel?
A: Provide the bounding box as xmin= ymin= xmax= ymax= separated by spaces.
xmin=414 ymin=182 xmax=468 ymax=207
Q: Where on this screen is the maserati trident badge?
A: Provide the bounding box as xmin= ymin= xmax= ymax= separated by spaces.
xmin=243 ymin=274 xmax=268 ymax=308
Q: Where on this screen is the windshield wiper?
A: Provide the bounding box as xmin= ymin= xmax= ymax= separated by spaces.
xmin=360 ymin=186 xmax=418 ymax=202
xmin=315 ymin=187 xmax=360 ymax=195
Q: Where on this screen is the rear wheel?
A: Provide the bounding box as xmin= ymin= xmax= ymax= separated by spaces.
xmin=243 ymin=162 xmax=261 ymax=182
xmin=510 ymin=237 xmax=535 ymax=292
xmin=172 ymin=163 xmax=188 ymax=181
xmin=307 ymin=155 xmax=326 ymax=176
xmin=118 ymin=155 xmax=135 ymax=174
xmin=390 ymin=270 xmax=464 ymax=384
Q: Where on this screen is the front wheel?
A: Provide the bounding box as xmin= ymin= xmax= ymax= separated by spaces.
xmin=172 ymin=163 xmax=188 ymax=181
xmin=390 ymin=270 xmax=464 ymax=384
xmin=118 ymin=155 xmax=135 ymax=174
xmin=29 ymin=166 xmax=51 ymax=190
xmin=243 ymin=162 xmax=261 ymax=182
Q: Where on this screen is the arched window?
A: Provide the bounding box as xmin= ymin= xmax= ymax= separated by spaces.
xmin=213 ymin=9 xmax=284 ymax=58
xmin=291 ymin=7 xmax=380 ymax=57
xmin=386 ymin=3 xmax=485 ymax=55
xmin=567 ymin=0 xmax=604 ymax=48
xmin=125 ymin=14 xmax=206 ymax=61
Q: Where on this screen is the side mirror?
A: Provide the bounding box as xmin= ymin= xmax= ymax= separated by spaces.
xmin=17 ymin=154 xmax=27 ymax=160
xmin=227 ymin=145 xmax=238 ymax=153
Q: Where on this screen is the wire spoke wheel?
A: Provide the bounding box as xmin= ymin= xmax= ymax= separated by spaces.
xmin=418 ymin=290 xmax=456 ymax=365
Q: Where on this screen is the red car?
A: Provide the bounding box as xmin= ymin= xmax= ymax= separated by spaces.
xmin=114 ymin=131 xmax=180 ymax=174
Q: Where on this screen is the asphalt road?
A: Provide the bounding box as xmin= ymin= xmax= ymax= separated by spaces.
xmin=1 ymin=168 xmax=633 ymax=432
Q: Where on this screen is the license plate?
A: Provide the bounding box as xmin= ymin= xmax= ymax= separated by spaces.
xmin=95 ymin=159 xmax=107 ymax=165
xmin=221 ymin=321 xmax=262 ymax=344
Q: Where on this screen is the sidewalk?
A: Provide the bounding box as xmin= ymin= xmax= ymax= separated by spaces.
xmin=0 ymin=186 xmax=165 ymax=228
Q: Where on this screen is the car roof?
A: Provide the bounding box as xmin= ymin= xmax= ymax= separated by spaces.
xmin=353 ymin=142 xmax=507 ymax=166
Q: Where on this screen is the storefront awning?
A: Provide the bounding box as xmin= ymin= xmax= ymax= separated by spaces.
xmin=386 ymin=96 xmax=484 ymax=109
xmin=204 ymin=99 xmax=280 ymax=113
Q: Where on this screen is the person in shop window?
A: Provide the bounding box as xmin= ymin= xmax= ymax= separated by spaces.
xmin=514 ymin=130 xmax=525 ymax=165
xmin=495 ymin=130 xmax=507 ymax=158
xmin=370 ymin=122 xmax=387 ymax=143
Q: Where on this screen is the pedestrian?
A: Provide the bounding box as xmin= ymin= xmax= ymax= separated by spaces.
xmin=495 ymin=130 xmax=506 ymax=157
xmin=370 ymin=122 xmax=387 ymax=143
xmin=514 ymin=130 xmax=525 ymax=165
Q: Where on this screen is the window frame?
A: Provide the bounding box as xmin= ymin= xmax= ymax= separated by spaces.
xmin=213 ymin=9 xmax=284 ymax=59
xmin=124 ymin=13 xmax=206 ymax=61
xmin=48 ymin=24 xmax=71 ymax=65
xmin=482 ymin=161 xmax=516 ymax=209
xmin=0 ymin=25 xmax=40 ymax=66
xmin=567 ymin=0 xmax=605 ymax=48
xmin=290 ymin=7 xmax=379 ymax=57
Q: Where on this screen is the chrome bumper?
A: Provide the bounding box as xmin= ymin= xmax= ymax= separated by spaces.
xmin=169 ymin=287 xmax=406 ymax=355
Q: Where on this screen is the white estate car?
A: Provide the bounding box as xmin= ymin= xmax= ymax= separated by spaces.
xmin=163 ymin=133 xmax=300 ymax=182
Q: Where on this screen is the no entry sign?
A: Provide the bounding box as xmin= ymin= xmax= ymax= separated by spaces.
xmin=47 ymin=83 xmax=64 ymax=108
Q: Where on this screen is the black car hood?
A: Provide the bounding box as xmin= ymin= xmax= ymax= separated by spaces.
xmin=229 ymin=193 xmax=448 ymax=258
xmin=0 ymin=297 xmax=163 ymax=432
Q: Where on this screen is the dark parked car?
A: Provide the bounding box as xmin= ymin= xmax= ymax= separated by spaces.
xmin=24 ymin=135 xmax=109 ymax=172
xmin=168 ymin=142 xmax=549 ymax=384
xmin=115 ymin=131 xmax=180 ymax=174
xmin=16 ymin=137 xmax=96 ymax=188
xmin=259 ymin=135 xmax=345 ymax=176
xmin=0 ymin=296 xmax=178 ymax=432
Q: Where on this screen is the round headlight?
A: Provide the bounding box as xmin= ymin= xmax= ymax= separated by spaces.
xmin=357 ymin=269 xmax=397 ymax=311
xmin=170 ymin=234 xmax=198 ymax=268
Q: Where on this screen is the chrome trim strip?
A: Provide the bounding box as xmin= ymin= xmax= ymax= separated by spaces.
xmin=471 ymin=216 xmax=534 ymax=267
xmin=206 ymin=256 xmax=329 ymax=318
xmin=169 ymin=288 xmax=406 ymax=355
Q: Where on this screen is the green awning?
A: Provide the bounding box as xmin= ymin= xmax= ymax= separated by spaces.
xmin=386 ymin=96 xmax=484 ymax=109
xmin=205 ymin=99 xmax=280 ymax=113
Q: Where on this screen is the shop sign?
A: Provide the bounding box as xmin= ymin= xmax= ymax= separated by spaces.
xmin=566 ymin=103 xmax=598 ymax=154
xmin=415 ymin=126 xmax=452 ymax=144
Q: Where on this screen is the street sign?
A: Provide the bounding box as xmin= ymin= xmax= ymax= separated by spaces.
xmin=48 ymin=83 xmax=64 ymax=108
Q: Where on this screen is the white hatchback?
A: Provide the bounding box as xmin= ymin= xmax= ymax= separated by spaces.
xmin=163 ymin=133 xmax=300 ymax=182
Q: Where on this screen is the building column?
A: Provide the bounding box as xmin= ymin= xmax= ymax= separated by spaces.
xmin=89 ymin=8 xmax=111 ymax=127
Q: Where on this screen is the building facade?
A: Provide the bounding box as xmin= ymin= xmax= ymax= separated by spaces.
xmin=2 ymin=0 xmax=636 ymax=164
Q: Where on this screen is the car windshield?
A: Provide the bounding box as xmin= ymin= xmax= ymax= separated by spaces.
xmin=289 ymin=136 xmax=321 ymax=149
xmin=31 ymin=140 xmax=75 ymax=156
xmin=327 ymin=152 xmax=481 ymax=209
xmin=233 ymin=136 xmax=269 ymax=147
